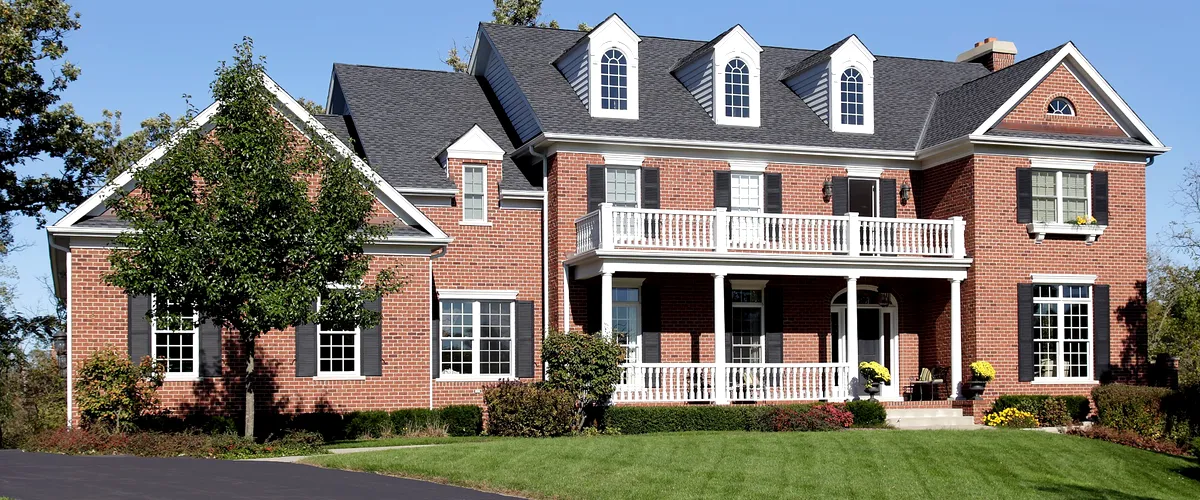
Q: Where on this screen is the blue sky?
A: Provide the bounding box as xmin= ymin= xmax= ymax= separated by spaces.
xmin=8 ymin=0 xmax=1195 ymax=315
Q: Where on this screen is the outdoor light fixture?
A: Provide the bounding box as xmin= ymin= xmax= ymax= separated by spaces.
xmin=52 ymin=333 xmax=67 ymax=376
xmin=877 ymin=287 xmax=893 ymax=307
xmin=899 ymin=182 xmax=912 ymax=204
xmin=822 ymin=179 xmax=833 ymax=202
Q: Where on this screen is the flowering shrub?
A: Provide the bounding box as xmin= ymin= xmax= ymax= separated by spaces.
xmin=768 ymin=403 xmax=854 ymax=432
xmin=969 ymin=360 xmax=995 ymax=381
xmin=984 ymin=407 xmax=1039 ymax=428
xmin=858 ymin=361 xmax=891 ymax=386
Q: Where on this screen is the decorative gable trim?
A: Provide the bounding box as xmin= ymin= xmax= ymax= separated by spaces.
xmin=439 ymin=124 xmax=505 ymax=163
xmin=828 ymin=35 xmax=876 ymax=134
xmin=673 ymin=25 xmax=762 ymax=127
xmin=586 ymin=14 xmax=640 ymax=120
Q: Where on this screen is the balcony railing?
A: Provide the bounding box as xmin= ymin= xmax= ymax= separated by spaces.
xmin=575 ymin=204 xmax=965 ymax=259
xmin=612 ymin=362 xmax=853 ymax=403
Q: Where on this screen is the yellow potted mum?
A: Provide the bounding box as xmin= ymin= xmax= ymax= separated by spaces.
xmin=968 ymin=360 xmax=995 ymax=400
xmin=858 ymin=361 xmax=891 ymax=400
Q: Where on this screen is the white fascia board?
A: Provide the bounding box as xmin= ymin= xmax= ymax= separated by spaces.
xmin=603 ymin=153 xmax=645 ymax=166
xmin=442 ymin=124 xmax=505 ymax=161
xmin=398 ymin=187 xmax=458 ymax=196
xmin=970 ymin=43 xmax=1164 ymax=148
xmin=540 ymin=133 xmax=915 ymax=161
xmin=500 ymin=189 xmax=546 ymax=200
xmin=589 ymin=13 xmax=641 ymax=43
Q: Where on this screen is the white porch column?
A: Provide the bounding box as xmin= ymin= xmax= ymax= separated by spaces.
xmin=950 ymin=278 xmax=964 ymax=399
xmin=600 ymin=271 xmax=613 ymax=337
xmin=713 ymin=272 xmax=729 ymax=404
xmin=845 ymin=276 xmax=859 ymax=398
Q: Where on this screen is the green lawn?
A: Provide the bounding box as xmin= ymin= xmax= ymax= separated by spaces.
xmin=324 ymin=435 xmax=494 ymax=449
xmin=305 ymin=430 xmax=1200 ymax=499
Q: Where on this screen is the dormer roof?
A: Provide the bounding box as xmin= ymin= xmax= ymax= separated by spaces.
xmin=778 ymin=35 xmax=854 ymax=81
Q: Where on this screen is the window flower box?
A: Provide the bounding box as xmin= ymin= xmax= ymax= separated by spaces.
xmin=1026 ymin=222 xmax=1106 ymax=244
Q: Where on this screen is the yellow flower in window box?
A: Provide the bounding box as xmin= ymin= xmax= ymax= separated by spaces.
xmin=1071 ymin=215 xmax=1098 ymax=226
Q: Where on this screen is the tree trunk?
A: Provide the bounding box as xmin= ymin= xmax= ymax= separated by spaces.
xmin=243 ymin=335 xmax=256 ymax=438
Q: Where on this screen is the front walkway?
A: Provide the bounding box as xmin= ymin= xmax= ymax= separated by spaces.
xmin=0 ymin=449 xmax=511 ymax=500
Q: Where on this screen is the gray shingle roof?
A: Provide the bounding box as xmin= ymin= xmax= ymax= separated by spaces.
xmin=330 ymin=64 xmax=538 ymax=191
xmin=985 ymin=128 xmax=1148 ymax=146
xmin=481 ymin=23 xmax=994 ymax=151
xmin=777 ymin=35 xmax=852 ymax=81
xmin=919 ymin=45 xmax=1064 ymax=149
xmin=670 ymin=25 xmax=738 ymax=72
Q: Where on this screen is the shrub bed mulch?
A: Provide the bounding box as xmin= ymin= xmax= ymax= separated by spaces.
xmin=22 ymin=428 xmax=328 ymax=460
xmin=1066 ymin=425 xmax=1192 ymax=457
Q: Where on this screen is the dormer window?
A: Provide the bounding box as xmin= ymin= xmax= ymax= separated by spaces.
xmin=600 ymin=49 xmax=629 ymax=111
xmin=840 ymin=68 xmax=865 ymax=125
xmin=1047 ymin=97 xmax=1075 ymax=116
xmin=724 ymin=59 xmax=751 ymax=118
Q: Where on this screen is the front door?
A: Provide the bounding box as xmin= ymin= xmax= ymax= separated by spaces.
xmin=848 ymin=178 xmax=876 ymax=217
xmin=857 ymin=309 xmax=881 ymax=364
xmin=831 ymin=291 xmax=899 ymax=401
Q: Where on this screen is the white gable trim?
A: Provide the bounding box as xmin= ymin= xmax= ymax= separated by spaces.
xmin=587 ymin=14 xmax=640 ymax=120
xmin=713 ymin=25 xmax=763 ymax=128
xmin=53 ymin=72 xmax=449 ymax=241
xmin=828 ymin=36 xmax=875 ymax=135
xmin=970 ymin=43 xmax=1164 ymax=148
xmin=441 ymin=124 xmax=505 ymax=161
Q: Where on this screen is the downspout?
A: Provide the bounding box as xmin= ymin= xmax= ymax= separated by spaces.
xmin=529 ymin=147 xmax=549 ymax=381
xmin=48 ymin=235 xmax=72 ymax=428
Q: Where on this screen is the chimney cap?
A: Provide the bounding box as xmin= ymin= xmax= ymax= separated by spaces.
xmin=957 ymin=38 xmax=1017 ymax=63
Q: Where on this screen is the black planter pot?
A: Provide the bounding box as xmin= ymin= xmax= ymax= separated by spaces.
xmin=967 ymin=380 xmax=988 ymax=400
xmin=864 ymin=384 xmax=881 ymax=400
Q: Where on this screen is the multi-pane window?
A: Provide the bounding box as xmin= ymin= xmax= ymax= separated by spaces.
xmin=1033 ymin=284 xmax=1092 ymax=379
xmin=612 ymin=287 xmax=640 ymax=364
xmin=724 ymin=59 xmax=750 ymax=118
xmin=1047 ymin=97 xmax=1075 ymax=116
xmin=318 ymin=293 xmax=359 ymax=376
xmin=152 ymin=296 xmax=198 ymax=377
xmin=1032 ymin=170 xmax=1091 ymax=224
xmin=730 ymin=173 xmax=762 ymax=212
xmin=840 ymin=68 xmax=865 ymax=125
xmin=439 ymin=300 xmax=513 ymax=377
xmin=606 ymin=167 xmax=638 ymax=207
xmin=731 ymin=289 xmax=764 ymax=364
xmin=600 ymin=49 xmax=628 ymax=110
xmin=462 ymin=164 xmax=486 ymax=222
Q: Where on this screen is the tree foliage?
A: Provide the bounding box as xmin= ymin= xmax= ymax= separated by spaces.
xmin=1151 ymin=162 xmax=1200 ymax=388
xmin=541 ymin=331 xmax=623 ymax=430
xmin=74 ymin=348 xmax=164 ymax=433
xmin=0 ymin=350 xmax=65 ymax=448
xmin=104 ymin=38 xmax=401 ymax=437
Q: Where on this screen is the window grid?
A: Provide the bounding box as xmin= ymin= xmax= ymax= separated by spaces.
xmin=152 ymin=296 xmax=198 ymax=376
xmin=440 ymin=300 xmax=514 ymax=377
xmin=600 ymin=49 xmax=628 ymax=110
xmin=612 ymin=287 xmax=640 ymax=364
xmin=730 ymin=173 xmax=762 ymax=212
xmin=839 ymin=68 xmax=864 ymax=125
xmin=1047 ymin=97 xmax=1075 ymax=116
xmin=606 ymin=167 xmax=638 ymax=207
xmin=1033 ymin=284 xmax=1092 ymax=380
xmin=1032 ymin=170 xmax=1092 ymax=224
xmin=462 ymin=164 xmax=486 ymax=221
xmin=318 ymin=294 xmax=360 ymax=376
xmin=724 ymin=59 xmax=750 ymax=118
xmin=731 ymin=290 xmax=764 ymax=364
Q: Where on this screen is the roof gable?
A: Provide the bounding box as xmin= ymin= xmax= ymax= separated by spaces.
xmin=440 ymin=124 xmax=505 ymax=161
xmin=994 ymin=63 xmax=1124 ymax=137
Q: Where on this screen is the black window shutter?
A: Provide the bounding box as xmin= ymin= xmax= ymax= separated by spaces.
xmin=1016 ymin=168 xmax=1033 ymax=223
xmin=431 ymin=317 xmax=441 ymax=379
xmin=587 ymin=279 xmax=601 ymax=335
xmin=713 ymin=171 xmax=731 ymax=209
xmin=879 ymin=178 xmax=897 ymax=218
xmin=361 ymin=297 xmax=383 ymax=377
xmin=1092 ymin=170 xmax=1109 ymax=225
xmin=515 ymin=300 xmax=535 ymax=378
xmin=1093 ymin=284 xmax=1111 ymax=380
xmin=127 ymin=295 xmax=151 ymax=363
xmin=641 ymin=167 xmax=660 ymax=209
xmin=642 ymin=283 xmax=661 ymax=363
xmin=199 ymin=319 xmax=222 ymax=377
xmin=295 ymin=303 xmax=317 ymax=377
xmin=831 ymin=176 xmax=849 ymax=215
xmin=1017 ymin=284 xmax=1034 ymax=382
xmin=587 ymin=164 xmax=606 ymax=213
xmin=764 ymin=173 xmax=783 ymax=214
xmin=765 ymin=287 xmax=784 ymax=363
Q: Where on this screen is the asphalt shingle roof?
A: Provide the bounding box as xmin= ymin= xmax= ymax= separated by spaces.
xmin=984 ymin=128 xmax=1148 ymax=146
xmin=777 ymin=35 xmax=852 ymax=81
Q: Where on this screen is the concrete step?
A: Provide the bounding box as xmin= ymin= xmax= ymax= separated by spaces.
xmin=886 ymin=408 xmax=964 ymax=418
xmin=887 ymin=415 xmax=978 ymax=429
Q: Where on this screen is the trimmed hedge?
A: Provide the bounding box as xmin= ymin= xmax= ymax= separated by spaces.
xmin=844 ymin=400 xmax=887 ymax=427
xmin=484 ymin=381 xmax=575 ymax=437
xmin=1092 ymin=385 xmax=1193 ymax=444
xmin=604 ymin=405 xmax=803 ymax=434
xmin=440 ymin=405 xmax=484 ymax=437
xmin=990 ymin=395 xmax=1090 ymax=424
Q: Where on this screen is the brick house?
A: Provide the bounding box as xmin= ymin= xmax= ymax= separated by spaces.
xmin=47 ymin=15 xmax=1168 ymax=425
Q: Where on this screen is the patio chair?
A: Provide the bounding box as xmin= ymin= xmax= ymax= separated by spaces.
xmin=909 ymin=367 xmax=945 ymax=401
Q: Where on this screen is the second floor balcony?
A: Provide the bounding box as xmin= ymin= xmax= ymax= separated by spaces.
xmin=574 ymin=203 xmax=966 ymax=260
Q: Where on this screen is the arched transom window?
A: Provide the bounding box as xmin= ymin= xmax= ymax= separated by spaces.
xmin=599 ymin=49 xmax=628 ymax=110
xmin=839 ymin=68 xmax=864 ymax=125
xmin=724 ymin=58 xmax=750 ymax=118
xmin=1047 ymin=97 xmax=1075 ymax=116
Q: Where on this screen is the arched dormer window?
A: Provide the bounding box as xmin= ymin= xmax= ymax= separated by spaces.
xmin=1047 ymin=97 xmax=1075 ymax=116
xmin=600 ymin=49 xmax=628 ymax=111
xmin=724 ymin=58 xmax=750 ymax=118
xmin=840 ymin=68 xmax=865 ymax=125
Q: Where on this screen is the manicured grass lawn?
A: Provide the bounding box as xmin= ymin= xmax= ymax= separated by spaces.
xmin=306 ymin=430 xmax=1200 ymax=499
xmin=324 ymin=435 xmax=494 ymax=449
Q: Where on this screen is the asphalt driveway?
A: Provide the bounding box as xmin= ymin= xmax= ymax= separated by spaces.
xmin=0 ymin=450 xmax=512 ymax=500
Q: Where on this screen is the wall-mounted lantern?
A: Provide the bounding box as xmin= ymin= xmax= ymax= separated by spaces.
xmin=52 ymin=333 xmax=67 ymax=376
xmin=822 ymin=179 xmax=833 ymax=202
xmin=899 ymin=182 xmax=912 ymax=205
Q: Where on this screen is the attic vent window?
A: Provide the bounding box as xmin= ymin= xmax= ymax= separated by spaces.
xmin=1047 ymin=97 xmax=1075 ymax=116
xmin=724 ymin=58 xmax=750 ymax=118
xmin=600 ymin=49 xmax=629 ymax=110
xmin=839 ymin=68 xmax=865 ymax=125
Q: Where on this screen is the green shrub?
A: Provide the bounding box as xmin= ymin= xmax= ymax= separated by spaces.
xmin=844 ymin=400 xmax=887 ymax=426
xmin=135 ymin=413 xmax=238 ymax=435
xmin=1039 ymin=397 xmax=1072 ymax=427
xmin=484 ymin=382 xmax=575 ymax=437
xmin=990 ymin=395 xmax=1090 ymax=423
xmin=603 ymin=404 xmax=805 ymax=434
xmin=390 ymin=408 xmax=439 ymax=435
xmin=1092 ymin=385 xmax=1191 ymax=443
xmin=768 ymin=404 xmax=854 ymax=431
xmin=542 ymin=331 xmax=624 ymax=431
xmin=344 ymin=410 xmax=392 ymax=439
xmin=74 ymin=348 xmax=165 ymax=432
xmin=439 ymin=405 xmax=484 ymax=437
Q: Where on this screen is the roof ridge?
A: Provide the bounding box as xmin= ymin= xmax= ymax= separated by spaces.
xmin=935 ymin=43 xmax=1066 ymax=97
xmin=333 ymin=62 xmax=467 ymax=75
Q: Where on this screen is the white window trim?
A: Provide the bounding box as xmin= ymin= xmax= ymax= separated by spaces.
xmin=730 ymin=171 xmax=764 ymax=213
xmin=714 ymin=55 xmax=760 ymax=127
xmin=1032 ymin=274 xmax=1097 ymax=284
xmin=611 ymin=282 xmax=643 ymax=365
xmin=437 ymin=298 xmax=517 ymax=382
xmin=316 ymin=294 xmax=362 ymax=379
xmin=1047 ymin=97 xmax=1076 ymax=116
xmin=828 ymin=37 xmax=875 ymax=134
xmin=730 ymin=286 xmax=766 ymax=364
xmin=1032 ymin=284 xmax=1094 ymax=383
xmin=437 ymin=289 xmax=519 ymax=301
xmin=589 ymin=43 xmax=639 ymax=120
xmin=605 ymin=166 xmax=641 ymax=208
xmin=1027 ymin=165 xmax=1105 ymax=244
xmin=460 ymin=163 xmax=487 ymax=224
xmin=150 ymin=294 xmax=200 ymax=381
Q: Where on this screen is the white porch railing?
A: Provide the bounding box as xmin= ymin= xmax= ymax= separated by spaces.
xmin=576 ymin=204 xmax=966 ymax=258
xmin=612 ymin=362 xmax=852 ymax=403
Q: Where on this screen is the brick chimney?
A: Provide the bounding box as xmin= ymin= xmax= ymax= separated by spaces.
xmin=956 ymin=37 xmax=1018 ymax=71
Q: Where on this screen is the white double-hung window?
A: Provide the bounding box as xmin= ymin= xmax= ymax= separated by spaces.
xmin=1033 ymin=283 xmax=1092 ymax=380
xmin=1032 ymin=170 xmax=1090 ymax=224
xmin=317 ymin=290 xmax=361 ymax=378
xmin=605 ymin=167 xmax=639 ymax=207
xmin=730 ymin=173 xmax=763 ymax=212
xmin=151 ymin=295 xmax=198 ymax=379
xmin=612 ymin=286 xmax=641 ymax=364
xmin=462 ymin=164 xmax=486 ymax=222
xmin=439 ymin=293 xmax=516 ymax=379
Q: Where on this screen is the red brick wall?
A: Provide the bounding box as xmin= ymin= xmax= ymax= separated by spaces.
xmin=998 ymin=63 xmax=1125 ymax=136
